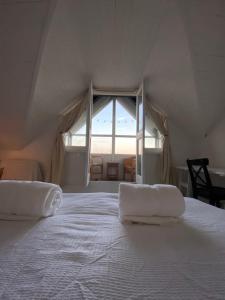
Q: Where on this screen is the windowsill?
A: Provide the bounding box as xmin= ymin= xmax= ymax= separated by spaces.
xmin=65 ymin=146 xmax=162 ymax=155
xmin=145 ymin=148 xmax=162 ymax=154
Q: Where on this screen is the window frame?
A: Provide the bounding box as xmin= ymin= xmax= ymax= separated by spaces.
xmin=91 ymin=98 xmax=136 ymax=155
xmin=65 ymin=97 xmax=162 ymax=154
xmin=65 ymin=132 xmax=87 ymax=147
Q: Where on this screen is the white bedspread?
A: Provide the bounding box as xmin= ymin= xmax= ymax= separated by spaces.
xmin=0 ymin=193 xmax=225 ymax=299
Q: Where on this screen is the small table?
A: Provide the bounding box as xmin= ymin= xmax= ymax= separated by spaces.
xmin=176 ymin=166 xmax=225 ymax=196
xmin=107 ymin=162 xmax=119 ymax=181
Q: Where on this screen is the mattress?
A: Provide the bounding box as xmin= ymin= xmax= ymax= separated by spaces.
xmin=0 ymin=193 xmax=225 ymax=299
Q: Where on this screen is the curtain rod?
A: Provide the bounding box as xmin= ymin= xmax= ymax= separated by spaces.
xmin=93 ymin=88 xmax=138 ymax=97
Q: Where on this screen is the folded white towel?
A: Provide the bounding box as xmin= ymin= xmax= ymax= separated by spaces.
xmin=119 ymin=183 xmax=185 ymax=224
xmin=0 ymin=180 xmax=62 ymax=220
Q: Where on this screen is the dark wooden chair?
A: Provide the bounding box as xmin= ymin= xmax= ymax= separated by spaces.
xmin=186 ymin=158 xmax=225 ymax=207
xmin=107 ymin=162 xmax=119 ymax=181
xmin=90 ymin=156 xmax=103 ymax=181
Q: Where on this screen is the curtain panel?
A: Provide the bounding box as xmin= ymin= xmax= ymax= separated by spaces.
xmin=69 ymin=96 xmax=112 ymax=134
xmin=48 ymin=93 xmax=88 ymax=184
xmin=145 ymin=98 xmax=172 ymax=184
xmin=117 ymin=97 xmax=156 ymax=136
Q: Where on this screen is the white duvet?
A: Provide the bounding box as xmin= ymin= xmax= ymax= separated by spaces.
xmin=0 ymin=193 xmax=225 ymax=299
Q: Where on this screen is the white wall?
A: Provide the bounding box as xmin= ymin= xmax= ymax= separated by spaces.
xmin=169 ymin=120 xmax=196 ymax=166
xmin=143 ymin=120 xmax=196 ymax=185
xmin=62 ymin=150 xmax=87 ymax=186
xmin=0 ymin=124 xmax=57 ymax=180
xmin=197 ymin=117 xmax=225 ymax=168
xmin=189 ymin=116 xmax=225 ymax=188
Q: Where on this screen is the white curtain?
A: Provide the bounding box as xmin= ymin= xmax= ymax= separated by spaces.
xmin=48 ymin=93 xmax=88 ymax=184
xmin=69 ymin=96 xmax=112 ymax=134
xmin=117 ymin=97 xmax=156 ymax=136
xmin=145 ymin=98 xmax=172 ymax=184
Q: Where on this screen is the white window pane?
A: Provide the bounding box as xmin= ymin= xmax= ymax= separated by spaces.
xmin=91 ymin=137 xmax=112 ymax=154
xmin=92 ymin=101 xmax=113 ymax=135
xmin=71 ymin=135 xmax=86 ymax=146
xmin=145 ymin=136 xmax=163 ymax=149
xmin=115 ymin=100 xmax=136 ymax=135
xmin=115 ymin=137 xmax=136 ymax=155
xmin=76 ymin=124 xmax=86 ymax=134
xmin=145 ymin=137 xmax=156 ymax=148
xmin=145 ymin=129 xmax=152 ymax=137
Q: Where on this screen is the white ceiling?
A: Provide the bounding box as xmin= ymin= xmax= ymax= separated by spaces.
xmin=0 ymin=0 xmax=52 ymax=148
xmin=0 ymin=0 xmax=225 ymax=148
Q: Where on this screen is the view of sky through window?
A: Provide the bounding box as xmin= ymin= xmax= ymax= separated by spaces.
xmin=92 ymin=101 xmax=113 ymax=135
xmin=67 ymin=96 xmax=161 ymax=152
xmin=91 ymin=98 xmax=136 ymax=154
xmin=115 ymin=100 xmax=136 ymax=136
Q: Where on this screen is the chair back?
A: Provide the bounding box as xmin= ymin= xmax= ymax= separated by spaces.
xmin=91 ymin=155 xmax=103 ymax=165
xmin=186 ymin=158 xmax=212 ymax=197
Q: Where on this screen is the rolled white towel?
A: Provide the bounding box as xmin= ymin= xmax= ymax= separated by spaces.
xmin=119 ymin=183 xmax=185 ymax=224
xmin=0 ymin=180 xmax=62 ymax=220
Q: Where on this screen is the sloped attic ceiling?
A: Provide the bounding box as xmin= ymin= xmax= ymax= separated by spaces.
xmin=0 ymin=0 xmax=225 ymax=149
xmin=0 ymin=0 xmax=55 ymax=149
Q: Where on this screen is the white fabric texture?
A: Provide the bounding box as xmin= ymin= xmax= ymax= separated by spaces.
xmin=0 ymin=181 xmax=62 ymax=219
xmin=0 ymin=159 xmax=42 ymax=181
xmin=122 ymin=215 xmax=179 ymax=225
xmin=0 ymin=193 xmax=225 ymax=299
xmin=119 ymin=183 xmax=185 ymax=224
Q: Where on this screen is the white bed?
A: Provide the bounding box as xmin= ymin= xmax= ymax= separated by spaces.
xmin=0 ymin=193 xmax=225 ymax=299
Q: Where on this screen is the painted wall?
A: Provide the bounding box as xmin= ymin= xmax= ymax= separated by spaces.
xmin=0 ymin=124 xmax=57 ymax=180
xmin=197 ymin=117 xmax=225 ymax=169
xmin=190 ymin=116 xmax=225 ymax=188
xmin=169 ymin=120 xmax=196 ymax=166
